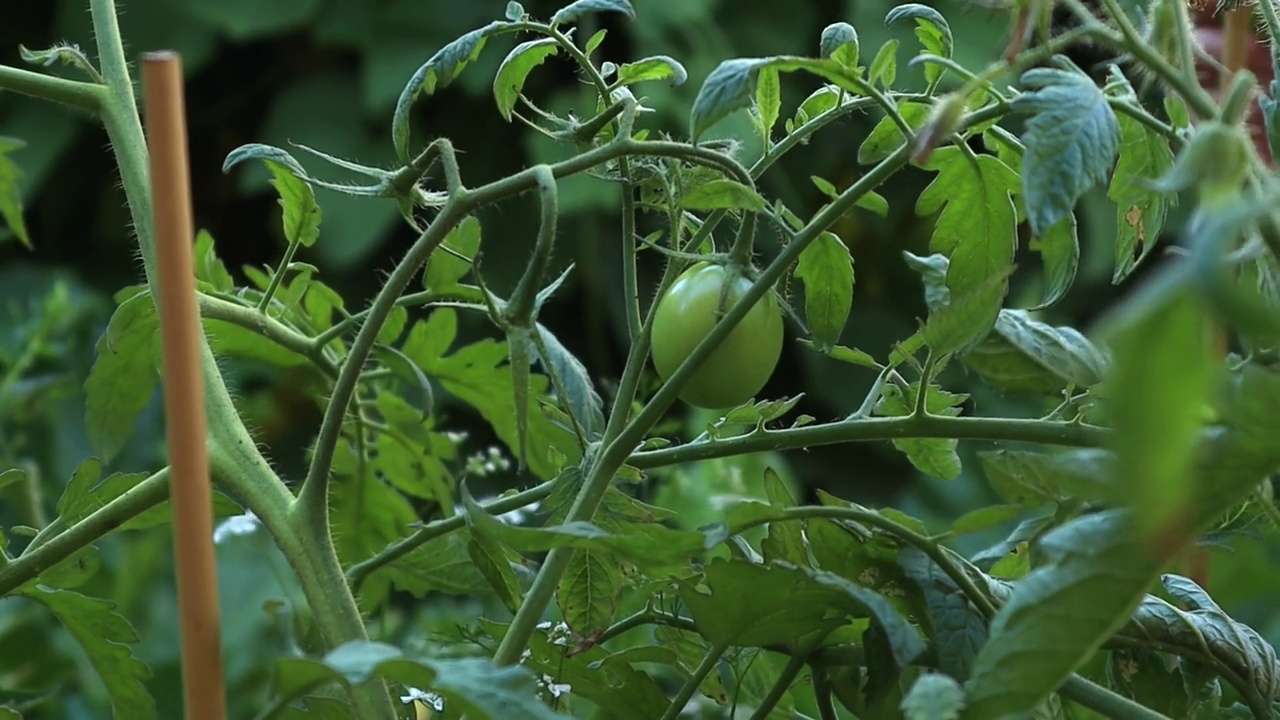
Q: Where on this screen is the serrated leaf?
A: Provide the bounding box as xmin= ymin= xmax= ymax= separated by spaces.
xmin=679 ymin=558 xmax=926 ymax=663
xmin=819 ymin=22 xmax=859 ymax=66
xmin=0 ymin=137 xmax=32 ymax=249
xmin=615 ymin=55 xmax=687 ymax=87
xmin=755 ymin=66 xmax=781 ymax=139
xmin=874 ymin=383 xmax=965 ymax=480
xmin=1108 ymin=109 xmax=1176 ymax=282
xmin=962 ymin=510 xmax=1162 ymax=717
xmin=899 ymin=548 xmax=987 ymax=681
xmin=273 ymin=641 xmax=568 ymax=720
xmin=20 ymin=586 xmax=155 ymax=718
xmin=760 ymin=468 xmax=807 ymax=566
xmin=1012 ymin=68 xmax=1121 ymax=236
xmin=556 ymin=550 xmax=622 ymax=639
xmin=393 ymin=21 xmax=510 ymax=161
xmin=963 ymin=309 xmax=1109 ymax=395
xmin=869 ymin=39 xmax=899 ymax=89
xmin=679 ymin=178 xmax=767 ymax=212
xmin=534 ymin=323 xmax=606 ymax=441
xmin=885 ymin=3 xmax=953 ymax=86
xmin=902 ymin=673 xmax=965 ymax=720
xmin=193 ymin=230 xmax=235 ymax=292
xmin=266 ymin=160 xmax=321 ymax=248
xmin=494 ymin=39 xmax=561 ymax=122
xmin=690 ymin=58 xmax=763 ymax=140
xmin=795 ymin=230 xmax=854 ymax=351
xmin=467 ymin=534 xmax=523 ymax=613
xmin=550 ymin=0 xmax=635 ymax=26
xmin=1030 ymin=212 xmax=1079 ymax=309
xmin=859 ymin=103 xmax=932 ymax=164
xmin=84 ymin=292 xmax=160 ymax=463
xmin=978 ymin=450 xmax=1070 ymax=507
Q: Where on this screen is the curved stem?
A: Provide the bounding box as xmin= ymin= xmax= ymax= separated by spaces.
xmin=198 ymin=294 xmax=337 ymax=376
xmin=0 ymin=63 xmax=104 ymax=112
xmin=1057 ymin=675 xmax=1174 ymax=720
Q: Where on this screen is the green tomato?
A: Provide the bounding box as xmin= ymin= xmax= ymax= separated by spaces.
xmin=649 ymin=261 xmax=784 ymax=409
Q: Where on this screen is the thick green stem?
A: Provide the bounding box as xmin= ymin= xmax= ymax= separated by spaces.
xmin=0 ymin=62 xmax=104 ymax=112
xmin=746 ymin=652 xmax=808 ymax=720
xmin=1057 ymin=675 xmax=1174 ymax=720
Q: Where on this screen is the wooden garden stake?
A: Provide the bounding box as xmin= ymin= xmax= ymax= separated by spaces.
xmin=141 ymin=51 xmax=228 ymax=720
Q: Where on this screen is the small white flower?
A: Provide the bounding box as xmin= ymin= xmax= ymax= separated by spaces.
xmin=545 ymin=622 xmax=573 ymax=647
xmin=540 ymin=675 xmax=571 ymax=698
xmin=535 ymin=621 xmax=553 ymax=630
xmin=213 ymin=511 xmax=260 ymax=544
xmin=398 ymin=688 xmax=444 ymax=711
xmin=443 ymin=431 xmax=469 ymax=443
xmin=520 ymin=648 xmax=532 ymax=663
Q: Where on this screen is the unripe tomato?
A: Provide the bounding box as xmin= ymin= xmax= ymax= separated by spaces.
xmin=649 ymin=262 xmax=784 ymax=409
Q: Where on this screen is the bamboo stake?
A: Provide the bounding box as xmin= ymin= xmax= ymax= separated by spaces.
xmin=140 ymin=51 xmax=228 ymax=720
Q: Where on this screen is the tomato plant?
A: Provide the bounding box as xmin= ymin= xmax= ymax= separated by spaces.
xmin=649 ymin=261 xmax=784 ymax=410
xmin=3 ymin=0 xmax=1280 ymax=719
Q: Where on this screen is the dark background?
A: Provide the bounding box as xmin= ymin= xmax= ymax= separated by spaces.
xmin=2 ymin=1 xmax=1278 ymax=718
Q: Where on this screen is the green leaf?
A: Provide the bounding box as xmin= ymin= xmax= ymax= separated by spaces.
xmin=962 ymin=309 xmax=1109 ymax=395
xmin=481 ymin=620 xmax=670 ymax=718
xmin=760 ymin=468 xmax=808 ymax=566
xmin=84 ymin=292 xmax=160 ymax=463
xmin=858 ymin=103 xmax=932 ymax=164
xmin=534 ymin=322 xmax=606 ymax=441
xmin=425 ymin=215 xmax=482 ymax=292
xmin=0 ymin=137 xmax=31 ymax=249
xmin=1029 ymin=212 xmax=1079 ymax=310
xmin=614 ymin=55 xmax=687 ymax=87
xmin=493 ymin=39 xmax=561 ymax=122
xmin=505 ymin=1 xmax=526 ymax=21
xmin=467 ymin=533 xmax=524 ymax=613
xmin=977 ymin=450 xmax=1071 ymax=507
xmin=819 ymin=22 xmax=859 ymax=67
xmin=193 ymin=230 xmax=235 ymax=292
xmin=403 ymin=309 xmax=578 ymax=480
xmin=949 ymin=505 xmax=1021 ymax=537
xmin=550 ymin=0 xmax=636 ymax=26
xmin=874 ymin=383 xmax=965 ymax=480
xmin=755 ymin=66 xmax=781 ymax=139
xmin=795 ymin=230 xmax=854 ymax=351
xmin=884 ymin=4 xmax=954 ymax=85
xmin=902 ymin=673 xmax=965 ymax=720
xmin=1101 ymin=286 xmax=1215 ymax=536
xmin=679 ymin=558 xmax=926 ymax=663
xmin=963 ymin=510 xmax=1161 ymax=717
xmin=273 ymin=641 xmax=569 ymax=720
xmin=807 ymin=518 xmax=915 ymax=611
xmin=808 ymin=341 xmax=879 ymax=369
xmin=1012 ymin=68 xmax=1121 ymax=236
xmin=690 ymin=58 xmax=762 ymax=140
xmin=19 ymin=586 xmax=155 ymax=718
xmin=1108 ymin=107 xmax=1176 ymax=282
xmin=898 ymin=548 xmax=987 ymax=681
xmin=361 ymin=531 xmax=494 ymax=607
xmin=266 ymin=159 xmax=322 ymax=247
xmin=393 ymin=21 xmax=511 ymax=161
xmin=903 ymin=251 xmax=951 ymax=312
xmin=1119 ymin=574 xmax=1280 ymax=702
xmin=921 ymin=267 xmax=1016 ymax=356
xmin=869 ymin=39 xmax=899 ymax=89
xmin=556 ymin=550 xmax=622 ymax=640
xmin=679 ymin=178 xmax=767 ymax=212
xmin=915 ymin=146 xmax=1019 ymax=295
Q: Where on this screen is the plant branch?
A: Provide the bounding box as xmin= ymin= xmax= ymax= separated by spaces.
xmin=0 ymin=469 xmax=169 ymax=595
xmin=345 ymin=482 xmax=554 ymax=589
xmin=0 ymin=62 xmax=105 ymax=112
xmin=629 ymin=414 xmax=1107 ymax=470
xmin=1057 ymin=675 xmax=1175 ymax=720
xmin=746 ymin=652 xmax=808 ymax=720
xmin=198 ymin=294 xmax=337 ymax=376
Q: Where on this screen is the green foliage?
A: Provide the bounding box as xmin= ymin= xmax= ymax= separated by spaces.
xmin=4 ymin=0 xmax=1280 ymax=719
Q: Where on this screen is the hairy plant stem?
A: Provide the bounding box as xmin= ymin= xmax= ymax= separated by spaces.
xmin=0 ymin=62 xmax=104 ymax=111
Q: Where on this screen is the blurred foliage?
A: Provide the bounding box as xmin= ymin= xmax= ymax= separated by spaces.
xmin=1 ymin=0 xmax=1277 ymax=718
